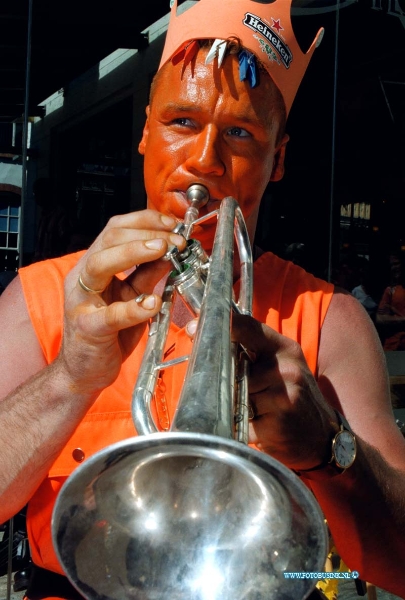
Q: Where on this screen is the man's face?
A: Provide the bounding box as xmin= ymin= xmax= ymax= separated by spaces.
xmin=139 ymin=49 xmax=288 ymax=249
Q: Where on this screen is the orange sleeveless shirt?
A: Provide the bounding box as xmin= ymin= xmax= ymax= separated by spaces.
xmin=19 ymin=251 xmax=333 ymax=575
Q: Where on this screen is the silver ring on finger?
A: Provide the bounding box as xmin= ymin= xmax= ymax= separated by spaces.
xmin=78 ymin=273 xmax=105 ymax=295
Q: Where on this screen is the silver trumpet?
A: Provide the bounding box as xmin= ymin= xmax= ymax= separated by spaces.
xmin=52 ymin=185 xmax=328 ymax=600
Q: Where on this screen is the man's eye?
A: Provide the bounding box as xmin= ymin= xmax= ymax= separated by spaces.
xmin=227 ymin=127 xmax=251 ymax=138
xmin=172 ymin=118 xmax=193 ymax=127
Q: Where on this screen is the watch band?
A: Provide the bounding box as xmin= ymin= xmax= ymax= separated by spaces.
xmin=293 ymin=459 xmax=345 ymax=481
xmin=293 ymin=411 xmax=355 ymax=482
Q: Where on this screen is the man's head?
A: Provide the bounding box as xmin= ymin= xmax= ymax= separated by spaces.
xmin=138 ymin=1 xmax=324 ymax=248
xmin=139 ymin=46 xmax=289 ymax=249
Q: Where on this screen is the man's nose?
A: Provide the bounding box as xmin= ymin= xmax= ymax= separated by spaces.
xmin=185 ymin=126 xmax=225 ymax=176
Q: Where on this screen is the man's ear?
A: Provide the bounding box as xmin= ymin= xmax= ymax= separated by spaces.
xmin=138 ymin=106 xmax=151 ymax=156
xmin=269 ymin=134 xmax=289 ymax=182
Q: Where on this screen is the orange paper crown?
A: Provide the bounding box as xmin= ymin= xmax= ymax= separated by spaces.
xmin=159 ymin=0 xmax=324 ymax=115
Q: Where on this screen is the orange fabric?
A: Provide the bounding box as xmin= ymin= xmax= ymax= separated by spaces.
xmin=19 ymin=251 xmax=333 ymax=575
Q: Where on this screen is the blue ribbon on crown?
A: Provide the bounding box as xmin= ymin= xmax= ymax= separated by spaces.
xmin=238 ymin=49 xmax=258 ymax=88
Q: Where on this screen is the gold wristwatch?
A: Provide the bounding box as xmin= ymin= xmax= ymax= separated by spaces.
xmin=293 ymin=412 xmax=357 ymax=481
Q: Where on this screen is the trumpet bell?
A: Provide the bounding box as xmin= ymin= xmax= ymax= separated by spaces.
xmin=52 ymin=432 xmax=328 ymax=600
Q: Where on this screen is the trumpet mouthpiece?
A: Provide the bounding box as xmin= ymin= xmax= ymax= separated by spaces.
xmin=186 ymin=183 xmax=209 ymax=208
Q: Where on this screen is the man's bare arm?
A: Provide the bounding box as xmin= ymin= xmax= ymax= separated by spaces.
xmin=314 ymin=290 xmax=405 ymax=594
xmin=0 ymin=276 xmax=47 ymax=398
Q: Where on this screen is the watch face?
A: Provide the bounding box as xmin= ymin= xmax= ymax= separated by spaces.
xmin=334 ymin=430 xmax=356 ymax=469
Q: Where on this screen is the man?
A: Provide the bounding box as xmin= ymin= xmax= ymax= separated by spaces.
xmin=0 ymin=0 xmax=405 ymax=597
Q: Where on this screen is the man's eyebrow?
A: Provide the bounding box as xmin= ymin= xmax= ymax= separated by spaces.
xmin=161 ymin=102 xmax=201 ymax=113
xmin=161 ymin=102 xmax=267 ymax=127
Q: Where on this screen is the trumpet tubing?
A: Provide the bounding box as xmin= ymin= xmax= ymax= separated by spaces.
xmin=133 ymin=188 xmax=253 ymax=441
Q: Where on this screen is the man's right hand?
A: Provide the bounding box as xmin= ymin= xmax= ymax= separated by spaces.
xmin=56 ymin=209 xmax=186 ymax=398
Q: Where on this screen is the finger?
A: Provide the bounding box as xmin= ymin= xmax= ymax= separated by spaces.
xmin=231 ymin=314 xmax=276 ymax=355
xmin=91 ymin=211 xmax=179 ymax=252
xmin=80 ymin=234 xmax=185 ymax=294
xmin=249 ymin=386 xmax=288 ymax=419
xmin=77 ymin=293 xmax=162 ymax=336
xmin=247 ymin=356 xmax=289 ymax=395
xmin=232 ymin=313 xmax=297 ymax=357
xmin=97 ymin=224 xmax=184 ymax=253
xmin=107 ymin=210 xmax=178 ymax=231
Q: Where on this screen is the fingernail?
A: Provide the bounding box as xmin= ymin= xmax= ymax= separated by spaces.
xmin=169 ymin=233 xmax=185 ymax=246
xmin=161 ymin=214 xmax=176 ymax=228
xmin=145 ymin=238 xmax=164 ymax=250
xmin=134 ymin=293 xmax=147 ymax=304
xmin=186 ymin=320 xmax=198 ymax=335
xmin=141 ymin=295 xmax=156 ymax=309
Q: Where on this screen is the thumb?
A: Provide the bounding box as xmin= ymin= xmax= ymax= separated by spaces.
xmin=185 ymin=318 xmax=198 ymax=340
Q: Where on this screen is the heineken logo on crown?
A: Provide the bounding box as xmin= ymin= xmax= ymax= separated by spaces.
xmin=243 ymin=13 xmax=293 ymax=69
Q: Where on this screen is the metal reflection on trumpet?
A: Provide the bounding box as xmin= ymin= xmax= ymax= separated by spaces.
xmin=52 ymin=184 xmax=328 ymax=600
